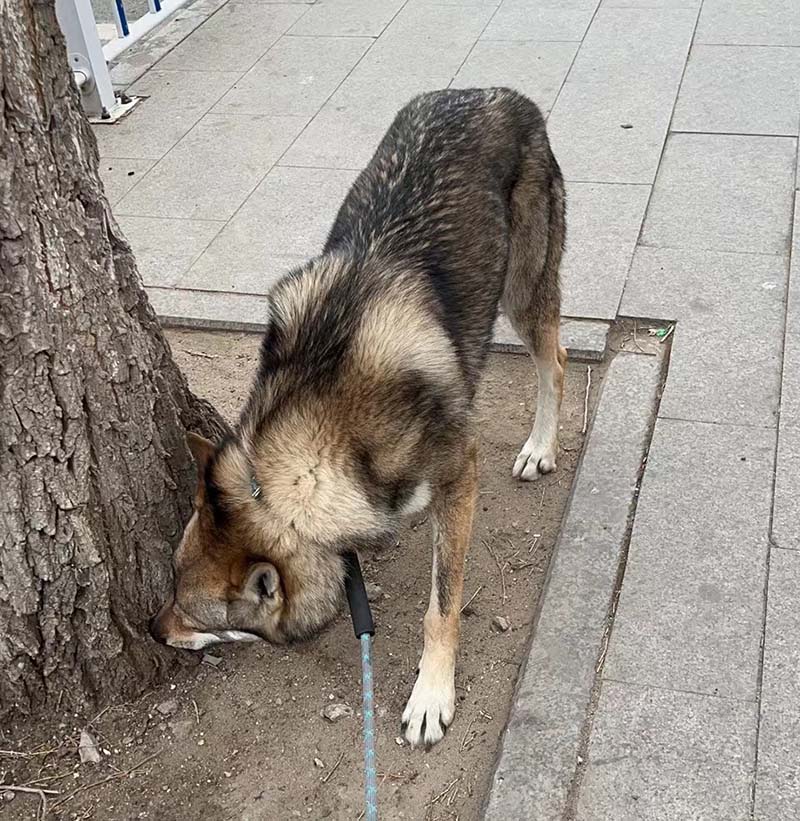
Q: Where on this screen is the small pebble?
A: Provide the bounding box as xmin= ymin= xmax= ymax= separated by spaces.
xmin=156 ymin=699 xmax=178 ymax=716
xmin=197 ymin=739 xmax=205 ymax=746
xmin=2 ymin=791 xmax=15 ymax=802
xmin=365 ymin=582 xmax=383 ymax=602
xmin=313 ymin=757 xmax=325 ymax=768
xmin=322 ymin=703 xmax=353 ymax=722
xmin=394 ymin=736 xmax=405 ymax=746
xmin=492 ymin=615 xmax=511 ymax=633
xmin=202 ymin=653 xmax=223 ymax=667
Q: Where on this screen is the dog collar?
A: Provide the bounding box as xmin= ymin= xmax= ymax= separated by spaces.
xmin=250 ymin=476 xmax=263 ymax=499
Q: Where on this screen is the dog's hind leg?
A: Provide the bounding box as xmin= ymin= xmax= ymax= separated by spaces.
xmin=503 ymin=149 xmax=567 ymax=481
xmin=402 ymin=441 xmax=477 ymax=748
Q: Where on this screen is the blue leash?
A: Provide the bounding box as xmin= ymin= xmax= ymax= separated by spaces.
xmin=344 ymin=553 xmax=378 ymax=821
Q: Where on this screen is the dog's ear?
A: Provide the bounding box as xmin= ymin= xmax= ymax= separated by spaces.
xmin=242 ymin=563 xmax=281 ymax=604
xmin=187 ymin=432 xmax=215 ymax=474
xmin=186 ymin=432 xmax=216 ymax=504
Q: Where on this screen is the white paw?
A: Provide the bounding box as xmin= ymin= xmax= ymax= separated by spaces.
xmin=512 ymin=437 xmax=557 ymax=481
xmin=401 ymin=670 xmax=455 ymax=748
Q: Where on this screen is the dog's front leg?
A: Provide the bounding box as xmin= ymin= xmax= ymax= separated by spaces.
xmin=402 ymin=442 xmax=477 ymax=748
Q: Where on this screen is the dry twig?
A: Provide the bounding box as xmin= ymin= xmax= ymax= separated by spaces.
xmin=582 ymin=365 xmax=592 ymax=435
xmin=460 ymin=585 xmax=483 ymax=614
xmin=322 ymin=751 xmax=345 ymax=784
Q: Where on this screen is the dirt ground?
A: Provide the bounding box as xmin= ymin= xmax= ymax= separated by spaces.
xmin=1 ymin=329 xmax=603 ymax=821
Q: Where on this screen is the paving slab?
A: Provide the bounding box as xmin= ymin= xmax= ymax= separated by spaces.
xmin=762 ymin=548 xmax=800 ymax=703
xmin=772 ymin=428 xmax=800 ymax=552
xmin=182 ymin=166 xmax=358 ymax=292
xmin=640 ymin=133 xmax=796 ymax=256
xmin=116 ymin=113 xmax=307 ymax=221
xmin=287 ymin=0 xmax=404 ymax=37
xmin=491 ymin=315 xmax=609 ymax=361
xmin=577 ymin=681 xmax=757 ymax=821
xmin=672 ymin=46 xmax=800 ymax=137
xmin=147 ymin=287 xmax=271 ymax=331
xmin=156 ymin=2 xmax=306 ymax=72
xmin=602 ymin=417 xmax=774 ymax=701
xmin=560 ymin=182 xmax=651 ymax=319
xmin=99 ymin=157 xmax=156 ymax=205
xmin=357 ymin=3 xmax=495 ymax=77
xmin=695 ymin=0 xmax=800 ymax=47
xmin=109 ymin=1 xmax=229 ymax=88
xmin=756 ymin=701 xmax=800 ymax=819
xmin=546 ymin=6 xmax=698 ymax=183
xmin=450 ymin=41 xmax=578 ymax=116
xmin=780 ymin=202 xmax=800 ymax=428
xmin=482 ymin=1 xmax=599 ymax=42
xmin=486 ymin=352 xmax=661 ymax=821
xmin=212 ymin=36 xmax=371 ymax=118
xmin=280 ymin=69 xmax=452 ymax=169
xmin=622 ymin=248 xmax=786 ymax=427
xmin=96 ymin=70 xmax=241 ymax=160
xmin=118 ymin=216 xmax=224 ymax=288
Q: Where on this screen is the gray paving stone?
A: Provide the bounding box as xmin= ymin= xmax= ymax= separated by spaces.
xmin=213 ymin=35 xmax=371 ymax=118
xmin=622 ymin=248 xmax=786 ymax=427
xmin=95 ymin=70 xmax=240 ymax=160
xmin=772 ymin=430 xmax=800 ymax=552
xmin=546 ymin=7 xmax=698 ymax=183
xmin=781 ymin=202 xmax=800 ymax=428
xmin=491 ymin=315 xmax=609 ymax=361
xmin=156 ymin=3 xmax=306 ymax=72
xmin=578 ymin=681 xmax=757 ymax=821
xmin=621 ymin=246 xmax=788 ymax=321
xmin=659 ymin=309 xmax=782 ymax=428
xmin=640 ymin=133 xmax=796 ymax=255
xmin=482 ymin=2 xmax=599 ymax=42
xmin=451 ymin=41 xmax=578 ymax=116
xmin=280 ymin=69 xmax=451 ymax=169
xmin=756 ymin=701 xmax=800 ymax=819
xmin=603 ymin=418 xmax=774 ymax=700
xmin=117 ymin=216 xmax=224 ymax=287
xmin=762 ymin=548 xmax=800 ymax=704
xmin=183 ymin=166 xmax=357 ymax=292
xmin=98 ymin=157 xmax=156 ymax=205
xmin=695 ymin=0 xmax=800 ymax=47
xmin=288 ymin=0 xmax=404 ymax=37
xmin=116 ymin=113 xmax=306 ymax=221
xmin=560 ymin=182 xmax=651 ymax=319
xmin=358 ymin=4 xmax=494 ymax=77
xmin=147 ymin=287 xmax=271 ymax=332
xmin=486 ymin=353 xmax=661 ymax=821
xmin=109 ymin=4 xmax=227 ymax=88
xmin=603 ymin=0 xmax=699 ymax=6
xmin=672 ymin=46 xmax=800 ymax=136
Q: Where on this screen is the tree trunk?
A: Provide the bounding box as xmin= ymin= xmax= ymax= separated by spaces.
xmin=0 ymin=0 xmax=228 ymax=717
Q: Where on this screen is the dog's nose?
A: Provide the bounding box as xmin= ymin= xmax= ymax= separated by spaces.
xmin=149 ymin=611 xmax=167 ymax=644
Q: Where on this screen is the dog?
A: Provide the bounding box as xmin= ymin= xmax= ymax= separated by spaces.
xmin=150 ymin=87 xmax=566 ymax=748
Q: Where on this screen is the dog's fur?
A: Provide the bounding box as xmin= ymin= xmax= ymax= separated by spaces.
xmin=151 ymin=88 xmax=566 ymax=748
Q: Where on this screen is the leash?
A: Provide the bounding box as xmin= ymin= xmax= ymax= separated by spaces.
xmin=343 ymin=552 xmax=378 ymax=821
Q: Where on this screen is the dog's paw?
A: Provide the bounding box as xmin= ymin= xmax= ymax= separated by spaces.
xmin=401 ymin=672 xmax=455 ymax=749
xmin=512 ymin=438 xmax=557 ymax=481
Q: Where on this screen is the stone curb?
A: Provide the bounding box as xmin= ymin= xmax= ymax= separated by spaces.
xmin=148 ymin=288 xmax=609 ymax=361
xmin=483 ymin=351 xmax=663 ymax=820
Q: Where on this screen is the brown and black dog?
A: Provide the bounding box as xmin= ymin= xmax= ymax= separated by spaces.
xmin=151 ymin=87 xmax=566 ymax=748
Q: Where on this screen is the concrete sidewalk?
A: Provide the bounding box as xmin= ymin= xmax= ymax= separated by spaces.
xmin=95 ymin=0 xmax=800 ymax=817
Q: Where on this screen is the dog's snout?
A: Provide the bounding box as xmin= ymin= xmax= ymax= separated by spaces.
xmin=149 ymin=602 xmax=171 ymax=644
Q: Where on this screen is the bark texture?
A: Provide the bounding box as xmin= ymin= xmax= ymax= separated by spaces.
xmin=0 ymin=0 xmax=228 ymax=717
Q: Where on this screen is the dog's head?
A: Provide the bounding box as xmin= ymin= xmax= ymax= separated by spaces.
xmin=150 ymin=433 xmax=348 ymax=651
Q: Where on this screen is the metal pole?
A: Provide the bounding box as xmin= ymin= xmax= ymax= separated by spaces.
xmin=56 ymin=0 xmax=118 ymax=119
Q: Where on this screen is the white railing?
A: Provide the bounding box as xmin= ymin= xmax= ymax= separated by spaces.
xmin=56 ymin=0 xmax=192 ymax=119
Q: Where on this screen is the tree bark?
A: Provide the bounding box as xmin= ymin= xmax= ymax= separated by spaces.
xmin=0 ymin=0 xmax=228 ymax=717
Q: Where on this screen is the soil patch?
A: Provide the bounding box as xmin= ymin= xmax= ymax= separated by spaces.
xmin=1 ymin=330 xmax=602 ymax=821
